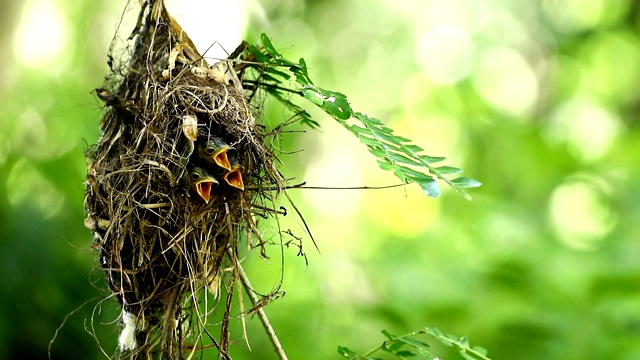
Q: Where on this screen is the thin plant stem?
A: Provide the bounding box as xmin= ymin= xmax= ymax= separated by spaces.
xmin=230 ymin=250 xmax=288 ymax=360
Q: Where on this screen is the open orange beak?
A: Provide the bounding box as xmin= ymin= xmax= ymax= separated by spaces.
xmin=211 ymin=147 xmax=231 ymax=171
xmin=223 ymin=167 xmax=244 ymax=191
xmin=195 ymin=179 xmax=217 ymax=203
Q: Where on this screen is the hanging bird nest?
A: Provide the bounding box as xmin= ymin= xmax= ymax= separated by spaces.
xmin=84 ymin=1 xmax=288 ymax=358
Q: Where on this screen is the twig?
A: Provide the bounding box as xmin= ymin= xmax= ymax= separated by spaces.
xmin=247 ymin=181 xmax=410 ymax=191
xmin=48 ymin=297 xmax=100 ymax=359
xmin=229 ymin=249 xmax=288 ymax=360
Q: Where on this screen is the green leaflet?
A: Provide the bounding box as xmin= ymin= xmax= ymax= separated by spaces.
xmin=300 ymin=85 xmax=352 ymax=120
xmin=424 ymin=327 xmax=492 ymax=360
xmin=450 ymin=177 xmax=482 ymax=189
xmin=432 ymin=166 xmax=464 ymax=175
xmin=243 ymin=33 xmax=481 ymax=199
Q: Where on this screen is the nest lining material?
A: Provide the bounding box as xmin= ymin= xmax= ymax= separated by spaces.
xmin=84 ymin=1 xmax=287 ymax=358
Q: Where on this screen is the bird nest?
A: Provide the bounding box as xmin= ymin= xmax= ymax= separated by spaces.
xmin=84 ymin=1 xmax=288 ymax=358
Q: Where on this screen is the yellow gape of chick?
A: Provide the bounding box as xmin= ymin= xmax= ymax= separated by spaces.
xmin=189 ymin=135 xmax=245 ymax=203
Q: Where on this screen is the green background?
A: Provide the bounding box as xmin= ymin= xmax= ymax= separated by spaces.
xmin=1 ymin=0 xmax=640 ymax=359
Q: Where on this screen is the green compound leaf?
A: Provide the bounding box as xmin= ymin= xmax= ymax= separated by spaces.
xmin=243 ymin=34 xmax=481 ymax=199
xmin=340 ymin=328 xmax=441 ymax=360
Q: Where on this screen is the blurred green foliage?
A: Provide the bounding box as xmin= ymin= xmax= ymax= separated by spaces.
xmin=2 ymin=0 xmax=640 ymax=359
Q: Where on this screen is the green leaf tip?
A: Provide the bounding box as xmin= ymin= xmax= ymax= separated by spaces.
xmin=450 ymin=177 xmax=482 ymax=189
xmin=419 ymin=179 xmax=440 ymax=198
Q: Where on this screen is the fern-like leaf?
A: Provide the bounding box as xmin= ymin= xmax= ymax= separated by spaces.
xmin=242 ymin=33 xmax=481 ymax=199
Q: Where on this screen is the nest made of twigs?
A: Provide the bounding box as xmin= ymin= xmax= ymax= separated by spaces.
xmin=84 ymin=1 xmax=285 ymax=358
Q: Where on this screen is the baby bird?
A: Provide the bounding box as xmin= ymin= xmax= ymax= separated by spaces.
xmin=222 ymin=157 xmax=244 ymax=191
xmin=189 ymin=165 xmax=218 ymax=203
xmin=197 ymin=136 xmax=232 ymax=171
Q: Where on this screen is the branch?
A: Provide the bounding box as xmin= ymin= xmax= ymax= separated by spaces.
xmin=230 ymin=249 xmax=288 ymax=360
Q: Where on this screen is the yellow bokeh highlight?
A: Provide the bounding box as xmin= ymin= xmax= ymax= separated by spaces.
xmin=581 ymin=31 xmax=640 ymax=103
xmin=548 ymin=176 xmax=617 ymax=251
xmin=544 ymin=97 xmax=623 ymax=162
xmin=416 ymin=25 xmax=475 ymax=85
xmin=472 ymin=46 xmax=539 ymax=117
xmin=13 ymin=0 xmax=67 ymax=68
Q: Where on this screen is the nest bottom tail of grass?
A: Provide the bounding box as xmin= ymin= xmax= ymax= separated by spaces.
xmin=84 ymin=1 xmax=285 ymax=358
